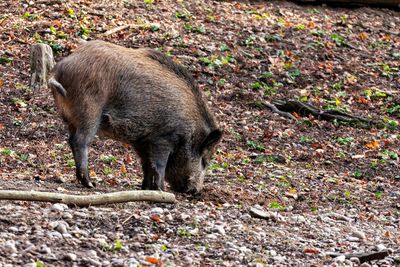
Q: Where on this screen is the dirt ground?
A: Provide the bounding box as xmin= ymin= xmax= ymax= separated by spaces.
xmin=0 ymin=0 xmax=399 ymax=266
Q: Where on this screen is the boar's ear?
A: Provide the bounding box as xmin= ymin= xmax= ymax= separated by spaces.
xmin=200 ymin=129 xmax=222 ymax=152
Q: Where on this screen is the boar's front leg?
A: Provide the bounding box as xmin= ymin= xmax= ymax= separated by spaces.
xmin=139 ymin=141 xmax=171 ymax=191
xmin=68 ymin=124 xmax=97 ymax=188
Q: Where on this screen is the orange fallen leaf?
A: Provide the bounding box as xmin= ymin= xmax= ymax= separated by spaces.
xmin=0 ymin=123 xmax=5 ymax=130
xmin=125 ymin=154 xmax=133 ymax=163
xmin=365 ymin=140 xmax=379 ymax=149
xmin=292 ymin=111 xmax=300 ymax=118
xmin=358 ymin=32 xmax=368 ymax=41
xmin=307 ymin=21 xmax=315 ymax=28
xmin=123 ymin=143 xmax=130 ymax=149
xmin=303 ymin=247 xmax=321 ymax=254
xmin=150 ymin=215 xmax=161 ymax=223
xmin=145 ymin=257 xmax=162 ymax=265
xmin=0 ymin=79 xmax=4 ymax=88
xmin=89 ymin=170 xmax=97 ymax=177
xmin=356 ymin=97 xmax=369 ymax=104
xmin=120 ymin=164 xmax=127 ymax=173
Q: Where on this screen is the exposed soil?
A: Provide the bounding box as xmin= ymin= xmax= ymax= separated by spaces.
xmin=0 ymin=0 xmax=399 ymax=266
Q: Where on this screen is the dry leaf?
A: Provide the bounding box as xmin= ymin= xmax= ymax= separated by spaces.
xmin=358 ymin=32 xmax=368 ymax=41
xmin=120 ymin=164 xmax=127 ymax=173
xmin=145 ymin=257 xmax=162 ymax=265
xmin=89 ymin=170 xmax=97 ymax=177
xmin=365 ymin=140 xmax=379 ymax=149
xmin=0 ymin=79 xmax=4 ymax=88
xmin=303 ymin=247 xmax=320 ymax=254
xmin=150 ymin=215 xmax=161 ymax=223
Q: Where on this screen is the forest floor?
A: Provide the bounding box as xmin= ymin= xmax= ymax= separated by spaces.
xmin=0 ymin=0 xmax=399 ymax=266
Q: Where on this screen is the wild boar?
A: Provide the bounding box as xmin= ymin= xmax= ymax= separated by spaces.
xmin=48 ymin=40 xmax=222 ymax=194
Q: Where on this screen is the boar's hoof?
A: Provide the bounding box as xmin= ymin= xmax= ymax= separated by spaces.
xmin=81 ymin=180 xmax=95 ymax=188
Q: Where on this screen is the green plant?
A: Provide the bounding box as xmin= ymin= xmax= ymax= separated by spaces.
xmin=352 ymin=170 xmax=363 ymax=178
xmin=177 ymin=228 xmax=192 ymax=238
xmin=269 ymin=201 xmax=285 ymax=210
xmin=101 ymin=155 xmax=117 ymax=164
xmin=114 ymin=239 xmax=122 ymax=251
xmin=246 ymin=140 xmax=266 ymax=152
xmin=330 ymin=33 xmax=346 ymax=46
xmin=375 ymin=191 xmax=383 ymax=199
xmin=103 ymin=167 xmax=112 ymax=175
xmin=336 ymin=137 xmax=353 ymax=146
xmin=67 ymin=159 xmax=75 ymax=167
xmin=22 ymin=12 xmax=39 ymax=21
xmin=175 ymin=10 xmax=192 ymax=21
xmin=1 ymin=148 xmax=14 ymax=156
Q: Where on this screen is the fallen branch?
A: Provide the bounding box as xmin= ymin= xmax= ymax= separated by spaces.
xmin=103 ymin=24 xmax=155 ymax=36
xmin=327 ymin=250 xmax=391 ymax=263
xmin=0 ymin=190 xmax=176 ymax=207
xmin=265 ymin=99 xmax=377 ymax=128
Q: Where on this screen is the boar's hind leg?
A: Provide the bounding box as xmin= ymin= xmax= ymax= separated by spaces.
xmin=140 ymin=142 xmax=171 ymax=191
xmin=68 ymin=124 xmax=98 ymax=188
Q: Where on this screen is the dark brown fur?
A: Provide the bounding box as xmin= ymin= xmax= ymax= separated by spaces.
xmin=49 ymin=40 xmax=222 ymax=193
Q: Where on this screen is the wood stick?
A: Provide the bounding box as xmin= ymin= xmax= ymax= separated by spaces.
xmin=103 ymin=24 xmax=150 ymax=36
xmin=0 ymin=190 xmax=176 ymax=207
xmin=327 ymin=250 xmax=391 ymax=263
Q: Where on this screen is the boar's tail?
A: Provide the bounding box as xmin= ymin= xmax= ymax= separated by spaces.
xmin=48 ymin=78 xmax=67 ymax=97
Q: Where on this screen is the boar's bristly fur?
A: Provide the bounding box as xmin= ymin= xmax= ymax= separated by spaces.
xmin=48 ymin=40 xmax=222 ymax=193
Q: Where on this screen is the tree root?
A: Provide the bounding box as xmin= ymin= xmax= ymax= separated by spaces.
xmin=265 ymin=99 xmax=376 ymax=128
xmin=0 ymin=190 xmax=176 ymax=207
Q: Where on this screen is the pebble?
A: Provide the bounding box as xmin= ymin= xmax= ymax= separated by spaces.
xmin=111 ymin=258 xmax=124 ymax=266
xmin=215 ymin=225 xmax=225 ymax=235
xmin=87 ymin=249 xmax=98 ymax=258
xmin=249 ymin=207 xmax=273 ymax=220
xmin=51 ymin=203 xmax=68 ymax=212
xmin=352 ymin=230 xmax=366 ymax=240
xmin=376 ymin=244 xmax=387 ymax=251
xmin=39 ymin=245 xmax=51 ymax=254
xmin=5 ymin=240 xmax=17 ymax=253
xmin=63 ymin=212 xmax=73 ymax=220
xmin=56 ymin=222 xmax=69 ymax=235
xmin=334 ymin=255 xmax=346 ymax=263
xmin=151 ymin=207 xmax=164 ymax=214
xmin=269 ymin=249 xmax=277 ymax=257
xmin=65 ymin=253 xmax=77 ymax=261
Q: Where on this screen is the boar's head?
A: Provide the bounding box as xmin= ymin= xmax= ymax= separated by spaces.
xmin=165 ymin=129 xmax=222 ymax=194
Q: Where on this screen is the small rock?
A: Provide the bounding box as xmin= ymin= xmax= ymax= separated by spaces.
xmin=215 ymin=225 xmax=225 ymax=235
xmin=9 ymin=226 xmax=19 ymax=232
xmin=51 ymin=203 xmax=68 ymax=212
xmin=269 ymin=249 xmax=277 ymax=257
xmin=349 ymin=257 xmax=361 ymax=264
xmin=5 ymin=240 xmax=17 ymax=253
xmin=62 ymin=212 xmax=73 ymax=220
xmin=347 ymin=236 xmax=360 ymax=242
xmin=334 ymin=255 xmax=346 ymax=263
xmin=352 ymin=230 xmax=366 ymax=240
xmin=359 ymin=263 xmax=372 ymax=267
xmin=249 ymin=207 xmax=272 ymax=220
xmin=111 ymin=258 xmax=124 ymax=266
xmin=329 ymin=212 xmax=351 ymax=222
xmin=65 ymin=253 xmax=77 ymax=261
xmin=183 ymin=256 xmax=193 ymax=264
xmin=87 ymin=249 xmax=98 ymax=258
xmin=180 ymin=213 xmax=190 ymax=220
xmin=376 ymin=244 xmax=387 ymax=251
xmin=127 ymin=258 xmax=140 ymax=267
xmin=39 ymin=245 xmax=51 ymax=254
xmin=56 ymin=222 xmax=69 ymax=235
xmin=151 ymin=207 xmax=164 ymax=214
